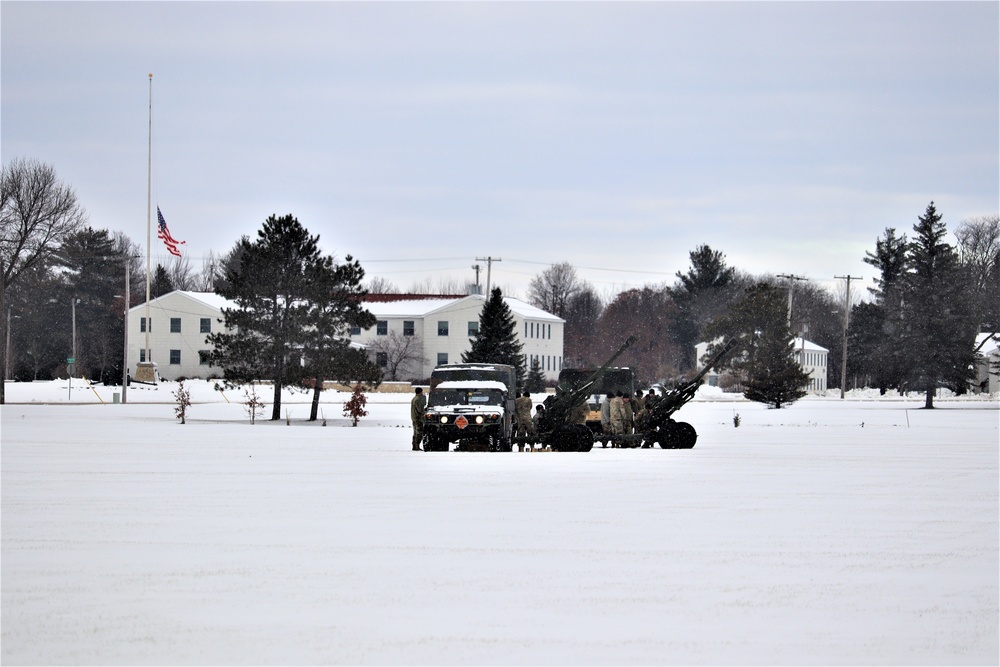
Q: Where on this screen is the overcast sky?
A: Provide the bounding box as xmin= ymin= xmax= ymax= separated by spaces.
xmin=3 ymin=1 xmax=997 ymax=300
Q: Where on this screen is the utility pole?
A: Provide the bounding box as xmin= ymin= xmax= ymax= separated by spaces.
xmin=475 ymin=257 xmax=501 ymax=296
xmin=69 ymin=298 xmax=78 ymax=401
xmin=776 ymin=274 xmax=808 ymax=327
xmin=122 ymin=262 xmax=130 ymax=404
xmin=471 ymin=264 xmax=481 ymax=294
xmin=835 ymin=274 xmax=862 ymax=399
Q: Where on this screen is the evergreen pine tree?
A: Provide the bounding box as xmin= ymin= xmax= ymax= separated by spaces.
xmin=463 ymin=287 xmax=526 ymax=386
xmin=855 ymin=227 xmax=909 ymax=393
xmin=704 ymin=281 xmax=810 ymax=408
xmin=669 ymin=245 xmax=739 ymax=371
xmin=899 ymin=202 xmax=978 ymax=407
xmin=207 ymin=214 xmax=326 ymax=421
xmin=299 ymin=253 xmax=380 ymax=421
xmin=526 ymin=357 xmax=546 ymax=393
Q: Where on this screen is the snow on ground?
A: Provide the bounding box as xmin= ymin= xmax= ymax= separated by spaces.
xmin=2 ymin=380 xmax=998 ymax=665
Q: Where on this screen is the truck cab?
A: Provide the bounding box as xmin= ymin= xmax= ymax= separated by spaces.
xmin=422 ymin=363 xmax=516 ymax=451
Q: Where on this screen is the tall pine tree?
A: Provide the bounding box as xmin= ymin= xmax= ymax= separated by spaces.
xmin=669 ymin=245 xmax=740 ymax=371
xmin=900 ymin=202 xmax=978 ymax=408
xmin=852 ymin=227 xmax=909 ymax=393
xmin=298 ymin=254 xmax=381 ymax=421
xmin=207 ymin=214 xmax=326 ymax=421
xmin=704 ymin=281 xmax=810 ymax=408
xmin=463 ymin=287 xmax=526 ymax=386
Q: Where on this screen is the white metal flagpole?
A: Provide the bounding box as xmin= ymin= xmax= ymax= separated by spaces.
xmin=144 ymin=73 xmax=152 ymax=364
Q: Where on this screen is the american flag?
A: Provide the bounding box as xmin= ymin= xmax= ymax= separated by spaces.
xmin=157 ymin=206 xmax=186 ymax=257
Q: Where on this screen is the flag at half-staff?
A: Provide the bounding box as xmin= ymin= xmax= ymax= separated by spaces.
xmin=157 ymin=206 xmax=186 ymax=257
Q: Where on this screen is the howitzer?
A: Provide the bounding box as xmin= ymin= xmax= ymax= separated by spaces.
xmin=533 ymin=335 xmax=637 ymax=452
xmin=641 ymin=337 xmax=740 ymax=449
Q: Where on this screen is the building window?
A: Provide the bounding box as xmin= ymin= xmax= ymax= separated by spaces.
xmin=524 ymin=322 xmax=528 ymax=337
xmin=140 ymin=349 xmax=150 ymax=362
xmin=437 ymin=352 xmax=448 ymax=366
xmin=468 ymin=321 xmax=478 ymax=337
xmin=376 ymin=351 xmax=388 ymax=367
xmin=530 ymin=322 xmax=535 ymax=338
xmin=438 ymin=321 xmax=449 ymax=336
xmin=350 ymin=325 xmax=361 ymax=336
xmin=403 ymin=320 xmax=414 ymax=336
xmin=376 ymin=320 xmax=388 ymax=336
xmin=200 ymin=318 xmax=211 ymax=334
xmin=170 ymin=317 xmax=181 ymax=333
xmin=140 ymin=317 xmax=150 ymax=333
xmin=169 ymin=349 xmax=181 ymax=365
xmin=199 ymin=350 xmax=210 ymax=365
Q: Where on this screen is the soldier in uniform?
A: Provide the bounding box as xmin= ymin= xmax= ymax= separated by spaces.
xmin=609 ymin=391 xmax=625 ymax=443
xmin=600 ymin=394 xmax=612 ymax=447
xmin=532 ymin=404 xmax=546 ymax=433
xmin=410 ymin=387 xmax=426 ymax=451
xmin=515 ymin=391 xmax=534 ymax=451
xmin=622 ymin=393 xmax=634 ymax=435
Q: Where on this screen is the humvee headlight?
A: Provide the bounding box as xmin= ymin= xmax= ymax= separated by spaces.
xmin=475 ymin=415 xmax=485 ymax=424
xmin=440 ymin=416 xmax=449 ymax=424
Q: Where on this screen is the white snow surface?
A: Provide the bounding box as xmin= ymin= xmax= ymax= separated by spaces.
xmin=2 ymin=380 xmax=998 ymax=665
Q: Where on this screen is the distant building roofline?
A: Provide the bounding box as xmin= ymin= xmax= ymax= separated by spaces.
xmin=365 ymin=293 xmax=465 ymax=303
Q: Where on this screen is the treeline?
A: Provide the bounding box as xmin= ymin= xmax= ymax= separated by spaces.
xmin=2 ymin=157 xmax=997 ymax=407
xmin=527 ymin=204 xmax=997 ymax=406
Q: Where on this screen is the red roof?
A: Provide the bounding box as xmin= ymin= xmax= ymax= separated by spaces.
xmin=364 ymin=293 xmax=466 ymax=303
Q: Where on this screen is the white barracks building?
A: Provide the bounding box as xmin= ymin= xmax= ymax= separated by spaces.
xmin=127 ymin=291 xmax=564 ymax=382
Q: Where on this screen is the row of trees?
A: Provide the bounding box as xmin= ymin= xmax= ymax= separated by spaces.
xmin=849 ymin=204 xmax=995 ymax=406
xmin=3 ymin=157 xmax=996 ymax=409
xmin=527 ymin=205 xmax=997 ymax=407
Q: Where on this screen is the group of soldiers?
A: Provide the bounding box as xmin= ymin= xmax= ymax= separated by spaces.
xmin=600 ymin=389 xmax=658 ymax=439
xmin=513 ymin=392 xmax=545 ymax=449
xmin=514 ymin=387 xmax=665 ymax=448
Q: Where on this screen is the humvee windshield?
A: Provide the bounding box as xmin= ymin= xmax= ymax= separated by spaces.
xmin=428 ymin=388 xmax=506 ymax=407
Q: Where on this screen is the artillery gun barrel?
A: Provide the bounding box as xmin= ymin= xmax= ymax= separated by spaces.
xmin=651 ymin=337 xmax=739 ymax=419
xmin=558 ymin=335 xmax=636 ymax=409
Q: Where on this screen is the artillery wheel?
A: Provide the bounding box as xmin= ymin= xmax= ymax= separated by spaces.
xmin=574 ymin=424 xmax=594 ymax=452
xmin=675 ymin=421 xmax=698 ymax=449
xmin=550 ymin=425 xmax=580 ymax=452
xmin=655 ymin=422 xmax=682 ymax=449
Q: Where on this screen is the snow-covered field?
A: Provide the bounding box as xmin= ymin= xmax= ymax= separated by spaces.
xmin=2 ymin=380 xmax=998 ymax=665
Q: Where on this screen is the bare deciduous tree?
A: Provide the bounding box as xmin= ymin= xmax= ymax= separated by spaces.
xmin=1 ymin=158 xmax=87 ymax=403
xmin=166 ymin=255 xmax=196 ymax=291
xmin=955 ymin=215 xmax=1000 ymax=329
xmin=366 ymin=276 xmax=400 ymax=294
xmin=367 ymin=330 xmax=427 ymax=381
xmin=527 ymin=262 xmax=581 ymax=318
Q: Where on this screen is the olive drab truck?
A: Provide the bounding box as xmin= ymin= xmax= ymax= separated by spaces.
xmin=421 ymin=363 xmax=517 ymax=452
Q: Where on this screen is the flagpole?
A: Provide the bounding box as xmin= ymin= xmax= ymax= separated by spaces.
xmin=144 ymin=73 xmax=152 ymax=366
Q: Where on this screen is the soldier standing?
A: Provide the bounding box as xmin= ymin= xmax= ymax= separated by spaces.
xmin=532 ymin=404 xmax=546 ymax=433
xmin=410 ymin=387 xmax=427 ymax=451
xmin=600 ymin=394 xmax=612 ymax=447
xmin=609 ymin=391 xmax=625 ymax=442
xmin=622 ymin=393 xmax=634 ymax=435
xmin=515 ymin=391 xmax=534 ymax=451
